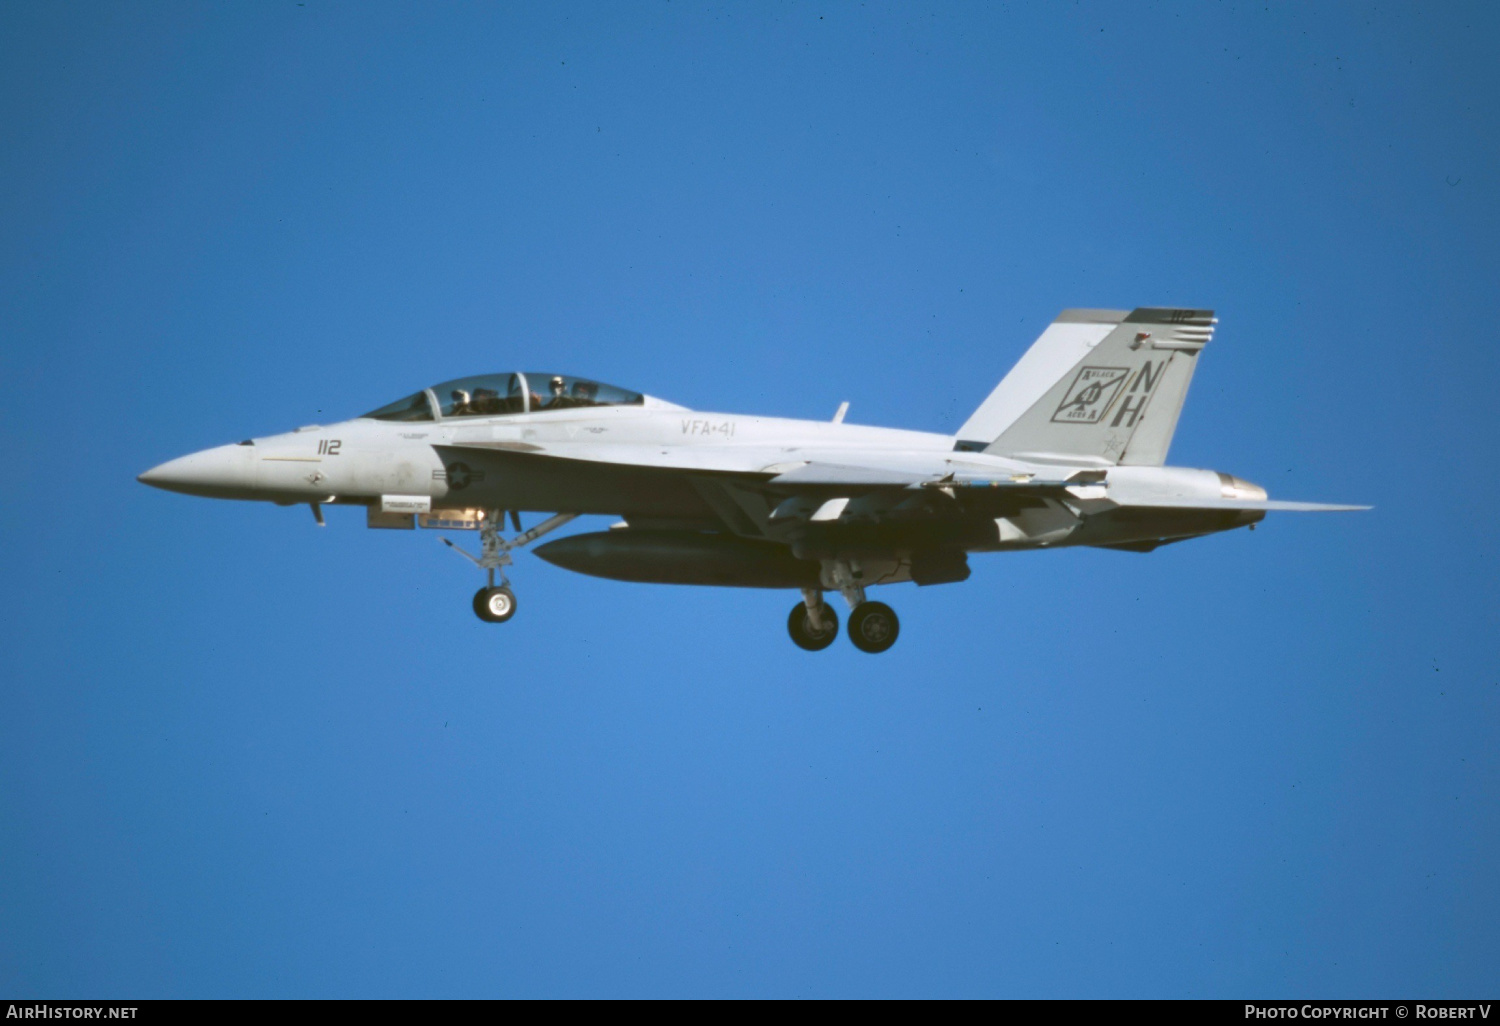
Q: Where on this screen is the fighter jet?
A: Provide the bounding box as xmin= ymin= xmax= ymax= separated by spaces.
xmin=138 ymin=308 xmax=1365 ymax=653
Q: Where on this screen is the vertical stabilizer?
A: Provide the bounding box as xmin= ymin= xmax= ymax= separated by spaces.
xmin=957 ymin=308 xmax=1214 ymax=465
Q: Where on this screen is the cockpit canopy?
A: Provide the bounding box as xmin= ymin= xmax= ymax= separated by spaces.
xmin=361 ymin=373 xmax=645 ymax=422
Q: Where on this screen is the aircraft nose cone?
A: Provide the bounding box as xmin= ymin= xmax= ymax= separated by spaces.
xmin=136 ymin=462 xmax=177 ymax=487
xmin=138 ymin=444 xmax=256 ymax=497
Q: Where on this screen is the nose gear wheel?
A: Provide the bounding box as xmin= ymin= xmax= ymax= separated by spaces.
xmin=474 ymin=586 xmax=517 ymax=623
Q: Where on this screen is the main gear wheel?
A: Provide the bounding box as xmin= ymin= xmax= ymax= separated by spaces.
xmin=847 ymin=601 xmax=899 ymax=653
xmin=788 ymin=601 xmax=839 ymax=651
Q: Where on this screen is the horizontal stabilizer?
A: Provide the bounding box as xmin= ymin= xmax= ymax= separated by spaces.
xmin=1118 ymin=497 xmax=1371 ymax=512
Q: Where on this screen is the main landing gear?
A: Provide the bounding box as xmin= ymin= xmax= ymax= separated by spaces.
xmin=787 ymin=572 xmax=902 ymax=654
xmin=788 ymin=589 xmax=839 ymax=651
xmin=443 ymin=509 xmax=577 ymax=623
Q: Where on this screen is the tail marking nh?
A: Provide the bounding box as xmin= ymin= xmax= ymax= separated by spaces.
xmin=1109 ymin=360 xmax=1164 ymax=428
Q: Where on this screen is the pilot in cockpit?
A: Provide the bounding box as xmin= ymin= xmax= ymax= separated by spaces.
xmin=450 ymin=389 xmax=471 ymax=416
xmin=547 ymin=375 xmax=568 ymax=408
xmin=471 ymin=387 xmax=501 ymax=414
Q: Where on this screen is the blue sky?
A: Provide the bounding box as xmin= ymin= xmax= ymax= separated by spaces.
xmin=2 ymin=1 xmax=1496 ymax=998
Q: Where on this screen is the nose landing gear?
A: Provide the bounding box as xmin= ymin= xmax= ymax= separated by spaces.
xmin=443 ymin=510 xmax=577 ymax=623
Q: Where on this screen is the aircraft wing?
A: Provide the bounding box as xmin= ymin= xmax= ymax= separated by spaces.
xmin=436 ymin=439 xmax=1078 ymax=538
xmin=436 ymin=439 xmax=1367 ymax=544
xmin=442 ymin=438 xmax=1074 ymax=490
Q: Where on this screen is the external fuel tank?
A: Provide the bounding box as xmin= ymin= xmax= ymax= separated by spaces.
xmin=534 ymin=530 xmax=820 ymax=588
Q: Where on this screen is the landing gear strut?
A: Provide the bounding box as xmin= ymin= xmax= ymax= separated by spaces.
xmin=827 ymin=559 xmax=901 ymax=653
xmin=443 ymin=510 xmax=577 ymax=623
xmin=787 ymin=587 xmax=839 ymax=651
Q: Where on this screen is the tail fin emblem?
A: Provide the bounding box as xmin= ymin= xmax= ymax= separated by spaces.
xmin=1051 ymin=366 xmax=1130 ymax=424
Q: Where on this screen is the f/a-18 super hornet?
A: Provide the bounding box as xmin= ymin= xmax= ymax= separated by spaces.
xmin=139 ymin=308 xmax=1365 ymax=653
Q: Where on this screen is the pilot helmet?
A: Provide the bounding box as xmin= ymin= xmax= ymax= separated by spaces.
xmin=549 ymin=375 xmax=566 ymax=393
